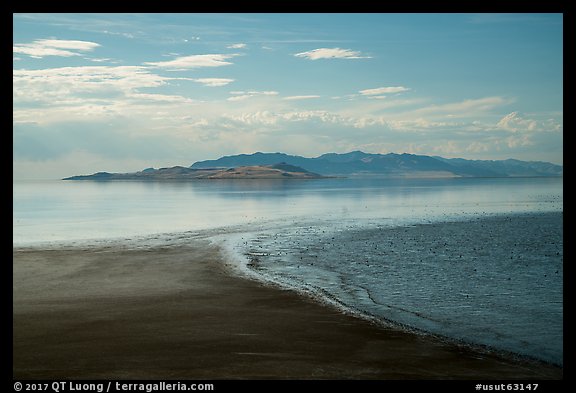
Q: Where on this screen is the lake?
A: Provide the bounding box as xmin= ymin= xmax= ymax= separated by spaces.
xmin=13 ymin=177 xmax=562 ymax=245
xmin=13 ymin=177 xmax=563 ymax=365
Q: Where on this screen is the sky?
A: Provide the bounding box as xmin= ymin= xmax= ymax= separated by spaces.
xmin=13 ymin=13 xmax=563 ymax=179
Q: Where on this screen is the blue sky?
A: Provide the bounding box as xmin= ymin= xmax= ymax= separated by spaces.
xmin=13 ymin=13 xmax=563 ymax=179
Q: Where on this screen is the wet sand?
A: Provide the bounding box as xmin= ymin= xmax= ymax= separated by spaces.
xmin=13 ymin=238 xmax=562 ymax=379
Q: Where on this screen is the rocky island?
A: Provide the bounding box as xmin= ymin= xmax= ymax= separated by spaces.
xmin=63 ymin=151 xmax=563 ymax=181
xmin=63 ymin=163 xmax=325 ymax=181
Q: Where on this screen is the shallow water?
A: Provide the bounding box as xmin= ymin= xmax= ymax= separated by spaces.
xmin=13 ymin=177 xmax=563 ymax=364
xmin=13 ymin=177 xmax=562 ymax=245
xmin=228 ymin=212 xmax=562 ymax=365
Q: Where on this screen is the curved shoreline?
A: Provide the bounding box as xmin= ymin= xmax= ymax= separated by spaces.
xmin=214 ymin=212 xmax=563 ymax=368
xmin=13 ymin=220 xmax=562 ymax=379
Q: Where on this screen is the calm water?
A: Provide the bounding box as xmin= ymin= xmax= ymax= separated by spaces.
xmin=13 ymin=177 xmax=562 ymax=245
xmin=13 ymin=177 xmax=563 ymax=364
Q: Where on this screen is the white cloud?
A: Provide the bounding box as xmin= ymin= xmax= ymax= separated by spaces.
xmin=144 ymin=54 xmax=237 ymax=70
xmin=34 ymin=39 xmax=100 ymax=51
xmin=223 ymin=111 xmax=279 ymax=126
xmin=504 ymin=134 xmax=534 ymax=148
xmin=280 ymin=110 xmax=341 ymax=123
xmin=350 ymin=116 xmax=388 ymax=129
xmin=496 ymin=112 xmax=537 ymax=132
xmin=386 ymin=118 xmax=460 ymax=131
xmin=86 ymin=57 xmax=116 ymax=63
xmin=13 ymin=66 xmax=171 ymax=99
xmin=227 ymin=43 xmax=246 ymax=49
xmin=193 ymin=78 xmax=235 ymax=87
xmin=407 ymin=96 xmax=513 ymax=119
xmin=465 ymin=141 xmax=491 ymax=153
xmin=128 ymin=92 xmax=196 ymax=103
xmin=13 ymin=39 xmax=101 ymax=58
xmin=102 ymin=30 xmax=136 ymax=39
xmin=227 ymin=91 xmax=279 ymax=101
xmin=221 ymin=109 xmax=355 ymax=129
xmin=294 ymin=47 xmax=371 ymax=60
xmin=495 ymin=111 xmax=562 ymax=133
xmin=13 ymin=65 xmax=198 ymax=124
xmin=359 ymin=86 xmax=410 ymax=95
xmin=283 ymin=95 xmax=321 ymax=100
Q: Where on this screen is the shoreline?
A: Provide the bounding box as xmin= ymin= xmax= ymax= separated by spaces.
xmin=219 ymin=212 xmax=563 ymax=367
xmin=13 ymin=227 xmax=563 ymax=379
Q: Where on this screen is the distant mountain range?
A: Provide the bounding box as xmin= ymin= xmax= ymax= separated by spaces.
xmin=63 ymin=163 xmax=324 ymax=181
xmin=64 ymin=151 xmax=562 ymax=181
xmin=191 ymin=151 xmax=562 ymax=178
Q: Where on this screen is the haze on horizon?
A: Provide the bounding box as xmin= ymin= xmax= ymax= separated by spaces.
xmin=13 ymin=13 xmax=563 ymax=180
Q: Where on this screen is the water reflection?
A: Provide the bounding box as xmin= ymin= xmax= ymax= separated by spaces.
xmin=13 ymin=177 xmax=562 ymax=245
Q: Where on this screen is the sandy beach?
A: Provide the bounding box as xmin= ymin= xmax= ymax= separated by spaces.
xmin=13 ymin=237 xmax=562 ymax=380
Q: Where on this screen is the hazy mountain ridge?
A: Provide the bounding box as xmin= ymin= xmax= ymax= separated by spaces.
xmin=63 ymin=164 xmax=324 ymax=181
xmin=191 ymin=151 xmax=562 ymax=177
xmin=64 ymin=151 xmax=562 ymax=181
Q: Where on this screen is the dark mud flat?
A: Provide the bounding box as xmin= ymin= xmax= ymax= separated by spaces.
xmin=13 ymin=237 xmax=562 ymax=379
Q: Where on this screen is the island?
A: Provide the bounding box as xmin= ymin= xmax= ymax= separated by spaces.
xmin=63 ymin=163 xmax=325 ymax=181
xmin=63 ymin=151 xmax=563 ymax=181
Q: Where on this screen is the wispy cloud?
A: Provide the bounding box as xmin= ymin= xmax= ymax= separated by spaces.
xmin=283 ymin=95 xmax=321 ymax=101
xmin=144 ymin=54 xmax=238 ymax=70
xmin=13 ymin=39 xmax=101 ymax=58
xmin=359 ymin=86 xmax=410 ymax=96
xmin=13 ymin=65 xmax=170 ymax=98
xmin=227 ymin=91 xmax=279 ymax=101
xmin=407 ymin=96 xmax=514 ymax=119
xmin=227 ymin=43 xmax=246 ymax=49
xmin=193 ymin=78 xmax=235 ymax=87
xmin=294 ymin=48 xmax=371 ymax=60
xmin=13 ymin=65 xmax=196 ymax=124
